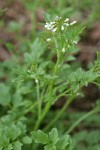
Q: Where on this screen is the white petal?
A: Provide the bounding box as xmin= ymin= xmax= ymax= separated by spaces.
xmin=68 ymin=45 xmax=70 ymax=48
xmin=52 ymin=27 xmax=57 ymax=32
xmin=55 ymin=16 xmax=59 ymax=20
xmin=50 ymin=22 xmax=55 ymax=25
xmin=66 ymin=39 xmax=68 ymax=42
xmin=61 ymin=26 xmax=64 ymax=30
xmin=47 ymin=38 xmax=51 ymax=41
xmin=35 ymin=79 xmax=38 ymax=83
xmin=70 ymin=21 xmax=77 ymax=25
xmin=62 ymin=48 xmax=65 ymax=53
xmin=66 ymin=23 xmax=69 ymax=26
xmin=73 ymin=41 xmax=77 ymax=44
xmin=65 ymin=18 xmax=69 ymax=22
xmin=45 ymin=23 xmax=51 ymax=30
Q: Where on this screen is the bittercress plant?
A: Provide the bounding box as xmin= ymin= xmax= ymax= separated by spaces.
xmin=0 ymin=14 xmax=100 ymax=150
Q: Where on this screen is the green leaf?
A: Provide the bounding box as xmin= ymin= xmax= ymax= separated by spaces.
xmin=12 ymin=93 xmax=22 ymax=107
xmin=22 ymin=136 xmax=32 ymax=144
xmin=0 ymin=83 xmax=11 ymax=106
xmin=57 ymin=135 xmax=70 ymax=149
xmin=49 ymin=128 xmax=59 ymax=144
xmin=66 ymin=56 xmax=76 ymax=61
xmin=24 ymin=38 xmax=45 ymax=64
xmin=13 ymin=141 xmax=22 ymax=150
xmin=32 ymin=130 xmax=49 ymax=144
xmin=8 ymin=21 xmax=23 ymax=32
xmin=44 ymin=13 xmax=51 ymax=22
xmin=0 ymin=135 xmax=9 ymax=148
xmin=44 ymin=144 xmax=56 ymax=150
xmin=4 ymin=144 xmax=13 ymax=150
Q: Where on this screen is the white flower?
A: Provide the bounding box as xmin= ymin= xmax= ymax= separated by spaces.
xmin=70 ymin=20 xmax=77 ymax=25
xmin=45 ymin=21 xmax=57 ymax=33
xmin=73 ymin=41 xmax=77 ymax=44
xmin=61 ymin=26 xmax=64 ymax=30
xmin=55 ymin=16 xmax=61 ymax=21
xmin=68 ymin=44 xmax=70 ymax=48
xmin=47 ymin=38 xmax=51 ymax=42
xmin=45 ymin=16 xmax=76 ymax=33
xmin=64 ymin=18 xmax=69 ymax=22
xmin=50 ymin=22 xmax=55 ymax=25
xmin=62 ymin=48 xmax=65 ymax=53
xmin=35 ymin=79 xmax=38 ymax=83
xmin=55 ymin=16 xmax=59 ymax=20
xmin=64 ymin=23 xmax=69 ymax=27
xmin=52 ymin=27 xmax=57 ymax=32
xmin=45 ymin=23 xmax=51 ymax=30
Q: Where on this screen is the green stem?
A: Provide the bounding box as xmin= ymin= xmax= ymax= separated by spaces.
xmin=34 ymin=100 xmax=51 ymax=130
xmin=50 ymin=48 xmax=60 ymax=93
xmin=49 ymin=36 xmax=60 ymax=94
xmin=44 ymin=96 xmax=75 ymax=131
xmin=25 ymin=102 xmax=38 ymax=113
xmin=66 ymin=109 xmax=99 ymax=134
xmin=34 ymin=91 xmax=69 ymax=130
xmin=36 ymin=81 xmax=41 ymax=119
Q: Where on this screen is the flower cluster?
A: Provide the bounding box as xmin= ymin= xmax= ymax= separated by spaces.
xmin=45 ymin=16 xmax=78 ymax=54
xmin=44 ymin=16 xmax=76 ymax=33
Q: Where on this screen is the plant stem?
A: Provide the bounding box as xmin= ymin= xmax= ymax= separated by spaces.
xmin=36 ymin=81 xmax=41 ymax=119
xmin=66 ymin=109 xmax=99 ymax=134
xmin=49 ymin=37 xmax=60 ymax=94
xmin=34 ymin=100 xmax=52 ymax=130
xmin=25 ymin=102 xmax=38 ymax=113
xmin=44 ymin=96 xmax=75 ymax=131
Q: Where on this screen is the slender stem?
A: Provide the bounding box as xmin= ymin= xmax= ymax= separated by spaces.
xmin=49 ymin=37 xmax=60 ymax=94
xmin=44 ymin=96 xmax=75 ymax=131
xmin=60 ymin=30 xmax=63 ymax=48
xmin=66 ymin=109 xmax=99 ymax=134
xmin=25 ymin=102 xmax=38 ymax=113
xmin=34 ymin=91 xmax=68 ymax=130
xmin=34 ymin=100 xmax=51 ymax=130
xmin=50 ymin=49 xmax=60 ymax=93
xmin=36 ymin=81 xmax=41 ymax=119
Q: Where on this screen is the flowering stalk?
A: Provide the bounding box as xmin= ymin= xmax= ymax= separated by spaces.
xmin=34 ymin=15 xmax=78 ymax=130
